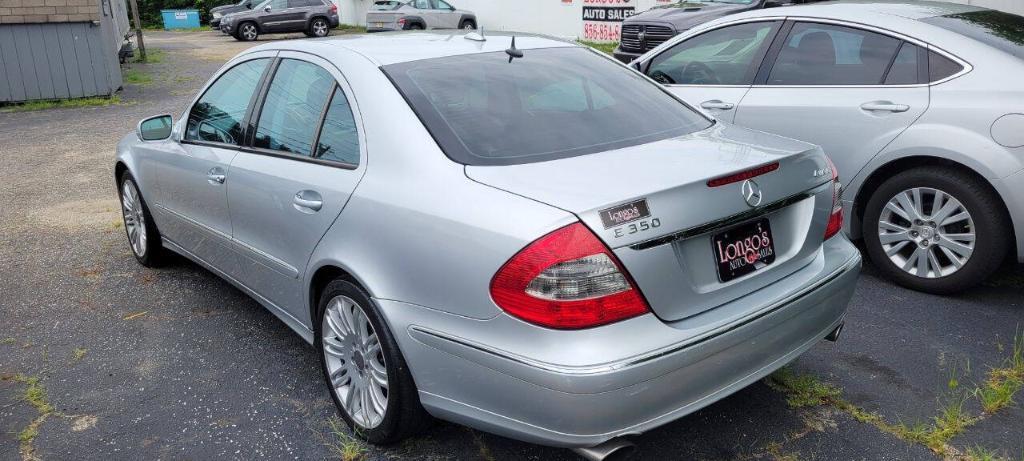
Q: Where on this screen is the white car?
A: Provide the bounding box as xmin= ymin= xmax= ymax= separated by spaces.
xmin=366 ymin=0 xmax=476 ymax=32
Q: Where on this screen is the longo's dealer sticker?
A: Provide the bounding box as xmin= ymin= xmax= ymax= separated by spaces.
xmin=599 ymin=199 xmax=651 ymax=229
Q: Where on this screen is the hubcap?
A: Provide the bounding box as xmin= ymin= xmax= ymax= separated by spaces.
xmin=314 ymin=20 xmax=327 ymax=36
xmin=243 ymin=25 xmax=256 ymax=40
xmin=322 ymin=295 xmax=388 ymax=429
xmin=463 ymin=23 xmax=473 ymax=29
xmin=121 ymin=180 xmax=147 ymax=257
xmin=878 ymin=187 xmax=975 ymax=279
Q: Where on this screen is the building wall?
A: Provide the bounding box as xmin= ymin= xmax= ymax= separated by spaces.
xmin=0 ymin=0 xmax=101 ymax=24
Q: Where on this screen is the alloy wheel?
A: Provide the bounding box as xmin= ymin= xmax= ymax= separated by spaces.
xmin=242 ymin=24 xmax=257 ymax=40
xmin=877 ymin=187 xmax=975 ymax=279
xmin=462 ymin=22 xmax=474 ymax=30
xmin=322 ymin=295 xmax=389 ymax=429
xmin=313 ymin=19 xmax=329 ymax=36
xmin=121 ymin=180 xmax=147 ymax=258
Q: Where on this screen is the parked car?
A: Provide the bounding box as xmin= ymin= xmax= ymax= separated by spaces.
xmin=209 ymin=0 xmax=253 ymax=29
xmin=116 ymin=31 xmax=860 ymax=458
xmin=220 ymin=0 xmax=339 ymax=41
xmin=366 ymin=0 xmax=476 ymax=32
xmin=613 ymin=0 xmax=822 ymax=64
xmin=629 ymin=1 xmax=1024 ymax=294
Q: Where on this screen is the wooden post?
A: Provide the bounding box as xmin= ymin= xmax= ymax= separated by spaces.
xmin=128 ymin=0 xmax=146 ymax=61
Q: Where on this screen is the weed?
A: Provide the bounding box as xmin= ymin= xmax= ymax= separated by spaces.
xmin=133 ymin=48 xmax=165 ymax=64
xmin=965 ymin=445 xmax=1009 ymax=461
xmin=1 ymin=337 xmax=14 ymax=345
xmin=765 ymin=441 xmax=799 ymax=461
xmin=73 ymin=348 xmax=88 ymax=362
xmin=18 ymin=424 xmax=38 ymax=442
xmin=16 ymin=375 xmax=55 ymax=415
xmin=577 ymin=40 xmax=618 ymax=56
xmin=0 ymin=95 xmax=121 ymax=113
xmin=124 ymin=69 xmax=153 ymax=85
xmin=335 ymin=24 xmax=367 ymax=33
xmin=325 ymin=417 xmax=367 ymax=461
xmin=977 ymin=330 xmax=1024 ymax=413
xmin=767 ymin=368 xmax=842 ymax=408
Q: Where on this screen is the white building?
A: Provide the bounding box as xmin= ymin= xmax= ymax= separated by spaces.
xmin=336 ymin=0 xmax=1024 ymax=42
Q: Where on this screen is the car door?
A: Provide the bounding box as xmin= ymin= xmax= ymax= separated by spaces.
xmin=259 ymin=0 xmax=292 ymax=32
xmin=409 ymin=0 xmax=435 ymax=27
xmin=639 ymin=20 xmax=782 ymax=123
xmin=155 ymin=55 xmax=273 ymax=270
xmin=226 ymin=52 xmax=367 ymax=322
xmin=434 ymin=0 xmax=458 ymax=28
xmin=734 ymin=20 xmax=929 ymax=188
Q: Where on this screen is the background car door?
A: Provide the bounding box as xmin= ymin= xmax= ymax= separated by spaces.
xmin=260 ymin=0 xmax=292 ymax=32
xmin=227 ymin=53 xmax=366 ymax=322
xmin=155 ymin=57 xmax=271 ymax=269
xmin=642 ymin=20 xmax=781 ymax=122
xmin=409 ymin=0 xmax=433 ymax=27
xmin=735 ymin=21 xmax=929 ymax=186
xmin=434 ymin=0 xmax=459 ymax=28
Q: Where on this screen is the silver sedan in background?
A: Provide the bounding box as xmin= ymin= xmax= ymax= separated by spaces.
xmin=116 ymin=32 xmax=859 ymax=459
xmin=630 ymin=1 xmax=1024 ymax=294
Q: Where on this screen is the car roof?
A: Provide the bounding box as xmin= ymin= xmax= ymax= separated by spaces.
xmin=725 ymin=0 xmax=986 ymax=24
xmin=248 ymin=31 xmax=578 ymax=66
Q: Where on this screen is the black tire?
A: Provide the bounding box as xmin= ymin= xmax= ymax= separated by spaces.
xmin=118 ymin=171 xmax=163 ymax=267
xmin=459 ymin=19 xmax=475 ymax=30
xmin=407 ymin=22 xmax=423 ymax=30
xmin=862 ymin=165 xmax=1010 ymax=294
xmin=315 ymin=279 xmax=431 ymax=444
xmin=236 ymin=22 xmax=258 ymax=41
xmin=309 ymin=17 xmax=330 ymax=37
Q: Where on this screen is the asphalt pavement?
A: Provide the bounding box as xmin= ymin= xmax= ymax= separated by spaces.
xmin=1 ymin=30 xmax=1022 ymax=461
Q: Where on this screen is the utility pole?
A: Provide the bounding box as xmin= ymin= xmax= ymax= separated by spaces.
xmin=128 ymin=0 xmax=146 ymax=62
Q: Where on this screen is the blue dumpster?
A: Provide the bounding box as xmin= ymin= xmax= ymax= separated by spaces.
xmin=161 ymin=9 xmax=201 ymax=30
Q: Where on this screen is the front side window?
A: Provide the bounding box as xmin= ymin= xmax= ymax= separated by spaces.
xmin=435 ymin=0 xmax=452 ymax=9
xmin=647 ymin=21 xmax=779 ymax=85
xmin=384 ymin=47 xmax=711 ymax=166
xmin=314 ymin=86 xmax=361 ymax=165
xmin=186 ymin=58 xmax=270 ymax=145
xmin=768 ymin=22 xmax=901 ymax=85
xmin=411 ymin=0 xmax=429 ymax=9
xmin=253 ymin=59 xmax=335 ymax=156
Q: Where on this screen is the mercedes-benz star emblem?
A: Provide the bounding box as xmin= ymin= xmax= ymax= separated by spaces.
xmin=741 ymin=179 xmax=763 ymax=207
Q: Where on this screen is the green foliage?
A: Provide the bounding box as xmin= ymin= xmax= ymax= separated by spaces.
xmin=0 ymin=96 xmax=121 ymax=113
xmin=136 ymin=0 xmax=242 ymax=27
xmin=577 ymin=40 xmax=618 ymax=56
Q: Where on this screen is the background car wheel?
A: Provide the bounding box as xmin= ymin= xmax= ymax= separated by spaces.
xmin=460 ymin=20 xmax=475 ymax=30
xmin=118 ymin=172 xmax=163 ymax=267
xmin=316 ymin=279 xmax=431 ymax=444
xmin=407 ymin=23 xmax=423 ymax=30
xmin=862 ymin=166 xmax=1010 ymax=294
xmin=237 ymin=22 xmax=258 ymax=41
xmin=309 ymin=18 xmax=330 ymax=37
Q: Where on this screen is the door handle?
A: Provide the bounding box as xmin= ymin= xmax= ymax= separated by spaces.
xmin=293 ymin=190 xmax=323 ymax=212
xmin=860 ymin=102 xmax=910 ymax=113
xmin=700 ymin=100 xmax=735 ymax=111
xmin=207 ymin=168 xmax=226 ymax=185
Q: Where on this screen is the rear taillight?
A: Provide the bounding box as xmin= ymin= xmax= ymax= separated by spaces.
xmin=823 ymin=156 xmax=843 ymax=240
xmin=490 ymin=222 xmax=650 ymax=329
xmin=397 ymin=17 xmax=406 ymax=26
xmin=329 ymin=4 xmax=337 ymax=12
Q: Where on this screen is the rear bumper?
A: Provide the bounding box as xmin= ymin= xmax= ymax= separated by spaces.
xmin=379 ymin=237 xmax=861 ymax=448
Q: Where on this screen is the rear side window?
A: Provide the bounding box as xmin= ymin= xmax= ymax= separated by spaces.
xmin=921 ymin=10 xmax=1024 ymax=60
xmin=929 ymin=51 xmax=965 ymax=82
xmin=314 ymin=87 xmax=360 ymax=165
xmin=186 ymin=58 xmax=269 ymax=145
xmin=253 ymin=59 xmax=335 ymax=156
xmin=884 ymin=42 xmax=920 ymax=85
xmin=384 ymin=47 xmax=711 ymax=166
xmin=768 ymin=22 xmax=901 ymax=85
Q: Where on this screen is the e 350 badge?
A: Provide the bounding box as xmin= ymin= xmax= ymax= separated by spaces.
xmin=599 ymin=199 xmax=661 ymax=238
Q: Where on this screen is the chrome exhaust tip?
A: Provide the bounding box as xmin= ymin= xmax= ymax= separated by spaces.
xmin=572 ymin=439 xmax=637 ymax=461
xmin=825 ymin=322 xmax=844 ymax=342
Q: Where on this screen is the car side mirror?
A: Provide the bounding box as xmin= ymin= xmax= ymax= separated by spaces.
xmin=264 ymin=5 xmax=271 ymax=11
xmin=137 ymin=115 xmax=173 ymax=141
xmin=245 ymin=2 xmax=251 ymax=7
xmin=763 ymin=0 xmax=783 ymax=7
xmin=448 ymin=6 xmax=454 ymax=10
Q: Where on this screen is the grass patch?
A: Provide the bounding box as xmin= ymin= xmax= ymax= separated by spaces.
xmin=18 ymin=424 xmax=38 ymax=443
xmin=765 ymin=441 xmax=799 ymax=461
xmin=335 ymin=24 xmax=367 ymax=34
xmin=0 ymin=95 xmax=120 ymax=113
xmin=977 ymin=332 xmax=1024 ymax=413
xmin=133 ymin=48 xmax=165 ymax=64
xmin=124 ymin=69 xmax=153 ymax=85
xmin=577 ymin=40 xmax=618 ymax=56
xmin=964 ymin=445 xmax=1012 ymax=461
xmin=17 ymin=375 xmax=55 ymax=415
xmin=325 ymin=417 xmax=367 ymax=461
xmin=72 ymin=348 xmax=87 ymax=362
xmin=1 ymin=337 xmax=14 ymax=345
xmin=767 ymin=367 xmax=842 ymax=408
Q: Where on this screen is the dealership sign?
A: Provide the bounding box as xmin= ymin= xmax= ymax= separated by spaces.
xmin=582 ymin=0 xmax=634 ymax=42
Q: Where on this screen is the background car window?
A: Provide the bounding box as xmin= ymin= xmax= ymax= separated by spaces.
xmin=647 ymin=21 xmax=778 ymax=85
xmin=436 ymin=0 xmax=452 ymax=9
xmin=253 ymin=59 xmax=335 ymax=156
xmin=385 ymin=47 xmax=711 ymax=166
xmin=268 ymin=0 xmax=287 ymax=9
xmin=929 ymin=51 xmax=964 ymax=82
xmin=768 ymin=23 xmax=901 ymax=85
xmin=314 ymin=86 xmax=361 ymax=165
xmin=186 ymin=58 xmax=269 ymax=145
xmin=884 ymin=42 xmax=919 ymax=85
xmin=411 ymin=0 xmax=429 ymax=9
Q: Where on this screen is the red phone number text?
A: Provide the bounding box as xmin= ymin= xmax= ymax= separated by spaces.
xmin=582 ymin=22 xmax=621 ymax=41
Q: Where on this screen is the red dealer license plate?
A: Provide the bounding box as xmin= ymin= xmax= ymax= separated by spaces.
xmin=712 ymin=218 xmax=776 ymax=283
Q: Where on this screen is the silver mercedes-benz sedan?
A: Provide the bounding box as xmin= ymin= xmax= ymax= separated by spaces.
xmin=628 ymin=1 xmax=1024 ymax=295
xmin=115 ymin=31 xmax=860 ymax=458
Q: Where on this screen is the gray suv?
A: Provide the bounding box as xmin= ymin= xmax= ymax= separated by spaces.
xmin=613 ymin=0 xmax=819 ymax=63
xmin=366 ymin=0 xmax=476 ymax=32
xmin=220 ymin=0 xmax=340 ymax=41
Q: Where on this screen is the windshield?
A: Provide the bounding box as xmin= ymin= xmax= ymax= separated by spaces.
xmin=921 ymin=10 xmax=1024 ymax=60
xmin=384 ymin=47 xmax=711 ymax=166
xmin=372 ymin=1 xmax=404 ymax=10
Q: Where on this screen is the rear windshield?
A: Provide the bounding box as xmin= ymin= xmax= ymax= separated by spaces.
xmin=921 ymin=10 xmax=1024 ymax=60
xmin=383 ymin=47 xmax=711 ymax=166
